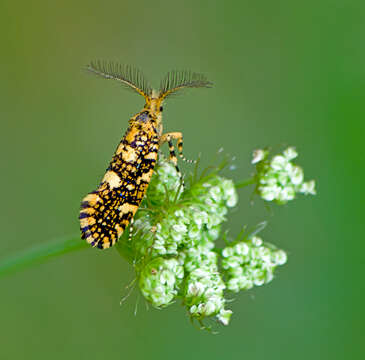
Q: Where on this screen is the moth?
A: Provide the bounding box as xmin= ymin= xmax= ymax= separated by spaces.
xmin=79 ymin=61 xmax=212 ymax=249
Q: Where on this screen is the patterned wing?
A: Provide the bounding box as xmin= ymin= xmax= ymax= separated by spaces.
xmin=79 ymin=183 xmax=124 ymax=249
xmin=79 ymin=123 xmax=159 ymax=249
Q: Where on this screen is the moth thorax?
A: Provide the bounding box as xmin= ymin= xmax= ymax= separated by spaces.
xmin=152 ymin=89 xmax=159 ymax=98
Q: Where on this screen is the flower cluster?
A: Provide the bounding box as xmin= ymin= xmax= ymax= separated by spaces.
xmin=181 ymin=243 xmax=229 ymax=323
xmin=252 ymin=147 xmax=316 ymax=204
xmin=222 ymin=236 xmax=287 ymax=292
xmin=116 ymin=147 xmax=314 ymax=328
xmin=149 ymin=174 xmax=237 ymax=257
xmin=129 ymin=161 xmax=237 ymax=261
xmin=118 ymin=158 xmax=238 ymax=323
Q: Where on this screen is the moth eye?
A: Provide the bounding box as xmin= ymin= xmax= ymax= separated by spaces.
xmin=159 ymin=106 xmax=163 ymax=112
xmin=136 ymin=111 xmax=149 ymax=122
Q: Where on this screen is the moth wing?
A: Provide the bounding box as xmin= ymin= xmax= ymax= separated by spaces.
xmin=79 ymin=182 xmax=131 ymax=249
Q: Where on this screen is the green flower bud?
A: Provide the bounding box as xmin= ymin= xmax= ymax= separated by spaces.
xmin=217 ymin=309 xmax=233 ymax=326
xmin=222 ymin=236 xmax=287 ymax=293
xmin=283 ymin=146 xmax=298 ymax=161
xmin=139 ymin=257 xmax=184 ymax=308
xmin=253 ymin=147 xmax=316 ymax=204
xmin=146 ymin=159 xmax=183 ymax=205
xmin=252 ymin=149 xmax=269 ymax=164
xmin=300 ymin=180 xmax=316 ymax=195
xmin=184 ymin=268 xmax=229 ymax=320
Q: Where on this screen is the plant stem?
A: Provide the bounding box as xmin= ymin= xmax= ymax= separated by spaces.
xmin=235 ymin=177 xmax=255 ymax=189
xmin=0 ymin=235 xmax=88 ymax=278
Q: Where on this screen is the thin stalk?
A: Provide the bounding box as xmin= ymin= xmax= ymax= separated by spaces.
xmin=0 ymin=235 xmax=88 ymax=278
xmin=235 ymin=177 xmax=255 ymax=189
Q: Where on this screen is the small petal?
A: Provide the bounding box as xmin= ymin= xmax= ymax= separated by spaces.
xmin=300 ymin=180 xmax=316 ymax=195
xmin=252 ymin=149 xmax=266 ymax=164
xmin=260 ymin=185 xmax=280 ymax=201
xmin=217 ymin=309 xmax=233 ymax=325
xmin=271 ymin=155 xmax=287 ymax=170
xmin=289 ymin=165 xmax=304 ymax=185
xmin=251 ymin=236 xmax=263 ymax=247
xmin=283 ymin=147 xmax=298 ymax=161
xmin=273 ymin=250 xmax=287 ymax=265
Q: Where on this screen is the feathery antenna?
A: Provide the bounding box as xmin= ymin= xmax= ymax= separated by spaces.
xmin=86 ymin=60 xmax=152 ymax=99
xmin=159 ymin=70 xmax=213 ymax=99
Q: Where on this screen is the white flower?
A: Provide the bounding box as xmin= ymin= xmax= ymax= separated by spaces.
xmin=192 ymin=268 xmax=210 ymax=278
xmin=217 ymin=309 xmax=233 ymax=326
xmin=289 ymin=165 xmax=304 ymax=185
xmin=238 ymin=276 xmax=253 ymax=290
xmin=271 ymin=155 xmax=287 ymax=170
xmin=252 ymin=149 xmax=266 ymax=164
xmin=229 ymin=266 xmax=243 ymax=277
xmin=222 ymin=247 xmax=235 ymax=257
xmin=277 ymin=171 xmax=289 ymax=186
xmin=207 ymin=227 xmax=220 ymax=241
xmin=226 ymin=194 xmax=238 ymax=207
xmin=277 ymin=186 xmax=295 ymax=202
xmin=227 ymin=278 xmax=240 ymax=292
xmin=251 ymin=236 xmax=263 ymax=247
xmin=224 ymin=256 xmax=241 ymax=268
xmin=259 ymin=185 xmax=281 ymax=201
xmin=273 ymin=250 xmax=287 ymax=265
xmin=187 ymin=282 xmax=205 ymax=297
xmin=234 ymin=242 xmax=249 ymax=255
xmin=209 ymin=186 xmax=223 ymax=203
xmin=192 ymin=210 xmax=209 ymax=227
xmin=188 ymin=225 xmax=201 ymax=240
xmin=257 ymin=246 xmax=272 ymax=263
xmin=222 ymin=179 xmax=238 ymax=207
xmin=160 ymin=270 xmax=176 ymax=286
xmin=300 ymin=180 xmax=316 ymax=195
xmin=172 ymin=223 xmax=187 ymax=234
xmin=199 ymin=301 xmax=217 ymax=316
xmin=283 ymin=147 xmax=298 ymax=161
xmin=265 ymin=271 xmax=274 ymax=283
xmin=153 ymin=244 xmax=167 ymax=254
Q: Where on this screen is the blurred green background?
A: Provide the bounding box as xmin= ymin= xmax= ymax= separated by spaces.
xmin=1 ymin=0 xmax=363 ymax=359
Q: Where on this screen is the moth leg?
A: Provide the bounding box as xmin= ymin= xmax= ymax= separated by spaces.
xmin=176 ymin=136 xmax=196 ymax=164
xmin=160 ymin=132 xmax=196 ymax=164
xmin=128 ymin=216 xmax=134 ymax=242
xmin=160 ymin=133 xmax=185 ymax=187
xmin=160 ymin=133 xmax=180 ymax=173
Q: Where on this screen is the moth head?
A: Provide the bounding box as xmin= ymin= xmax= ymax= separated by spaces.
xmin=144 ymin=91 xmax=164 ymax=119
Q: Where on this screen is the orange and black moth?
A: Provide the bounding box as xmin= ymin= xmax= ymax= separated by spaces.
xmin=79 ymin=61 xmax=212 ymax=249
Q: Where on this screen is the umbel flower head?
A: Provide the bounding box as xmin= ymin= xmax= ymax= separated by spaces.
xmin=222 ymin=235 xmax=287 ymax=292
xmin=116 ymin=148 xmax=314 ymax=328
xmin=252 ymin=147 xmax=316 ymax=204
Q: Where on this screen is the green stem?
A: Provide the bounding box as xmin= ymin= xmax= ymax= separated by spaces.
xmin=235 ymin=177 xmax=255 ymax=189
xmin=0 ymin=235 xmax=88 ymax=278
